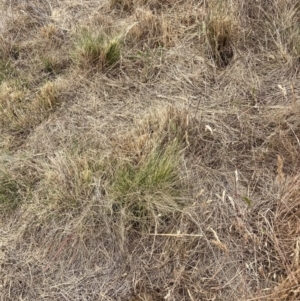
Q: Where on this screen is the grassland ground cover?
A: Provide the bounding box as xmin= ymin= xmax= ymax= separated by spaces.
xmin=0 ymin=0 xmax=300 ymax=300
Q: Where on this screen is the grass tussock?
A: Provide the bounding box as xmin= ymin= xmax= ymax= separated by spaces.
xmin=105 ymin=107 xmax=191 ymax=230
xmin=111 ymin=140 xmax=185 ymax=230
xmin=0 ymin=154 xmax=35 ymax=215
xmin=0 ymin=59 xmax=12 ymax=83
xmin=1 ymin=0 xmax=300 ymax=300
xmin=114 ymin=106 xmax=191 ymax=158
xmin=39 ymin=23 xmax=62 ymax=42
xmin=0 ymin=78 xmax=65 ymax=133
xmin=39 ymin=152 xmax=95 ymax=211
xmin=73 ymin=29 xmax=121 ymax=71
xmin=275 ymin=175 xmax=300 ymax=271
xmin=263 ymin=104 xmax=300 ymax=171
xmin=205 ymin=16 xmax=236 ymax=67
xmin=41 ymin=54 xmax=66 ymax=74
xmin=126 ymin=8 xmax=174 ymax=49
xmin=0 ymin=171 xmax=21 ymax=212
xmin=0 ymin=81 xmax=28 ymax=131
xmin=202 ymin=0 xmax=241 ymax=67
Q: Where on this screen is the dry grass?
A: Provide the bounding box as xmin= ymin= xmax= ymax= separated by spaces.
xmin=0 ymin=0 xmax=300 ymax=300
xmin=0 ymin=78 xmax=66 ymax=134
xmin=125 ymin=8 xmax=174 ymax=49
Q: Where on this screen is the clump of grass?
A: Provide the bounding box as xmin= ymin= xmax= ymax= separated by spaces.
xmin=39 ymin=24 xmax=67 ymax=53
xmin=73 ymin=29 xmax=121 ymax=70
xmin=0 ymin=81 xmax=28 ymax=131
xmin=126 ymin=9 xmax=174 ymax=49
xmin=41 ymin=55 xmax=66 ymax=74
xmin=0 ymin=60 xmax=11 ymax=84
xmin=0 ymin=171 xmax=21 ymax=212
xmin=262 ymin=104 xmax=300 ymax=172
xmin=110 ymin=139 xmax=185 ymax=230
xmin=39 ymin=23 xmax=60 ymax=41
xmin=74 ymin=31 xmax=104 ymax=66
xmin=112 ymin=106 xmax=192 ymax=165
xmin=107 ymin=106 xmax=222 ymax=234
xmin=42 ymin=56 xmax=56 ymax=73
xmin=37 ymin=81 xmax=59 ymax=109
xmin=40 ymin=152 xmax=95 ymax=211
xmin=110 ymin=0 xmax=133 ymax=11
xmin=38 ymin=26 xmax=70 ymax=75
xmin=199 ymin=0 xmax=240 ymax=67
xmin=0 ymin=37 xmax=16 ymax=82
xmin=110 ymin=0 xmax=144 ymax=12
xmin=0 ymin=79 xmax=63 ymax=132
xmin=270 ymin=2 xmax=300 ymax=64
xmin=205 ymin=16 xmax=235 ymax=67
xmin=254 ymin=174 xmax=300 ymax=301
xmin=105 ymin=39 xmax=121 ymax=66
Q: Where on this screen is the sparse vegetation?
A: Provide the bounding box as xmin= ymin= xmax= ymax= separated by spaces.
xmin=0 ymin=0 xmax=300 ymax=300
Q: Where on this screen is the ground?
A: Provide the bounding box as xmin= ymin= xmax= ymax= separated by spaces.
xmin=0 ymin=0 xmax=300 ymax=300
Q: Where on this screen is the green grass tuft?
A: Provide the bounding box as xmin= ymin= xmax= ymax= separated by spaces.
xmin=105 ymin=40 xmax=121 ymax=66
xmin=0 ymin=59 xmax=13 ymax=84
xmin=111 ymin=140 xmax=185 ymax=229
xmin=73 ymin=30 xmax=121 ymax=70
xmin=0 ymin=172 xmax=21 ymax=212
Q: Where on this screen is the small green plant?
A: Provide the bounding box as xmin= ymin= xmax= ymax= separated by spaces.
xmin=0 ymin=172 xmax=21 ymax=212
xmin=42 ymin=56 xmax=65 ymax=74
xmin=0 ymin=60 xmax=12 ymax=84
xmin=242 ymin=195 xmax=252 ymax=207
xmin=73 ymin=30 xmax=121 ymax=70
xmin=0 ymin=60 xmax=7 ymax=83
xmin=105 ymin=40 xmax=121 ymax=66
xmin=42 ymin=57 xmax=55 ymax=73
xmin=111 ymin=140 xmax=185 ymax=229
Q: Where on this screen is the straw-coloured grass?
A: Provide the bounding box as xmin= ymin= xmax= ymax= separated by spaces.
xmin=125 ymin=8 xmax=174 ymax=49
xmin=0 ymin=78 xmax=65 ymax=132
xmin=0 ymin=0 xmax=300 ymax=300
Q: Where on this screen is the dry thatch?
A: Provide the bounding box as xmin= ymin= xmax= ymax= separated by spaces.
xmin=0 ymin=0 xmax=300 ymax=300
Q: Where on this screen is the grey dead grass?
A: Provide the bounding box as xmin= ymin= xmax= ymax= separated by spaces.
xmin=0 ymin=0 xmax=300 ymax=300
